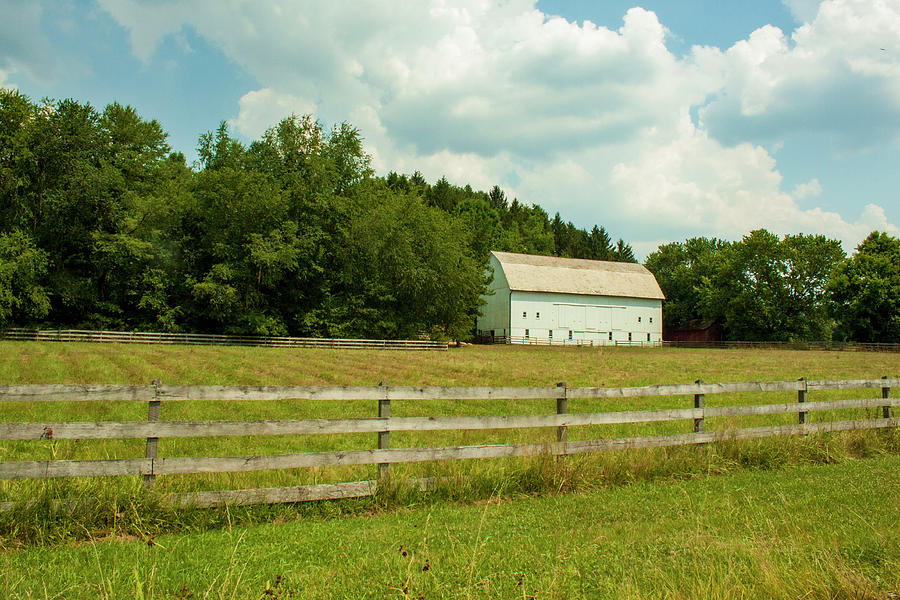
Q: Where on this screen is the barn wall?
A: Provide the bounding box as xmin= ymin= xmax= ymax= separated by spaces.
xmin=507 ymin=291 xmax=662 ymax=344
xmin=476 ymin=254 xmax=511 ymax=337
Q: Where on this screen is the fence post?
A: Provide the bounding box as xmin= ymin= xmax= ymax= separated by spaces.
xmin=798 ymin=377 xmax=808 ymax=425
xmin=883 ymin=376 xmax=892 ymax=419
xmin=144 ymin=380 xmax=161 ymax=490
xmin=556 ymin=382 xmax=567 ymax=460
xmin=378 ymin=381 xmax=391 ymax=482
xmin=693 ymin=379 xmax=704 ymax=433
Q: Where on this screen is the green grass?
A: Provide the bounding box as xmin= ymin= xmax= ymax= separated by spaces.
xmin=1 ymin=342 xmax=899 ymax=597
xmin=0 ymin=341 xmax=897 ymax=386
xmin=3 ymin=453 xmax=899 ymax=599
xmin=0 ymin=342 xmax=898 ymax=538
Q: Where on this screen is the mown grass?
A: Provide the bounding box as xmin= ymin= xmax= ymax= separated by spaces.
xmin=1 ymin=341 xmax=898 ymax=386
xmin=3 ymin=453 xmax=899 ymax=599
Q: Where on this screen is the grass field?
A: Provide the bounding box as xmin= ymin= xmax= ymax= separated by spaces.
xmin=4 ymin=453 xmax=899 ymax=599
xmin=1 ymin=341 xmax=899 ymax=597
xmin=3 ymin=341 xmax=898 ymax=386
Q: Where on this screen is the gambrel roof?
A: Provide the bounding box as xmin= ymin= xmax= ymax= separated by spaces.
xmin=491 ymin=251 xmax=665 ymax=300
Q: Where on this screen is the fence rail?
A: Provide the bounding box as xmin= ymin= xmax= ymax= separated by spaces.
xmin=0 ymin=378 xmax=896 ymax=507
xmin=476 ymin=335 xmax=664 ymax=347
xmin=661 ymin=340 xmax=900 ymax=352
xmin=0 ymin=328 xmax=447 ymax=351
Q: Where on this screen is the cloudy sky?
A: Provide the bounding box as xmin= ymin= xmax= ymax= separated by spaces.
xmin=2 ymin=0 xmax=899 ymax=258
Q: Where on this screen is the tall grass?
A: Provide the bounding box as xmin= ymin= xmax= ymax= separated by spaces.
xmin=4 ymin=454 xmax=900 ymax=599
xmin=2 ymin=428 xmax=897 ymax=547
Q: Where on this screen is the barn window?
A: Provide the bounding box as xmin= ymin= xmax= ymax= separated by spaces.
xmin=608 ymin=332 xmax=613 ymax=341
xmin=536 ymin=312 xmax=540 ymax=319
xmin=525 ymin=329 xmax=530 ymax=338
xmin=628 ymin=332 xmax=632 ymax=341
xmin=568 ymin=330 xmax=573 ymax=340
xmin=522 ymin=311 xmax=527 ymax=318
xmin=549 ymin=329 xmax=553 ymax=338
xmin=647 ymin=333 xmax=651 ymax=341
xmin=638 ymin=317 xmax=642 ymax=323
xmin=649 ymin=317 xmax=653 ymax=323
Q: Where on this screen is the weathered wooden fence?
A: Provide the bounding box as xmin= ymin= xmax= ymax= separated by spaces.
xmin=477 ymin=334 xmax=663 ymax=347
xmin=478 ymin=334 xmax=900 ymax=352
xmin=662 ymin=340 xmax=900 ymax=352
xmin=0 ymin=378 xmax=897 ymax=508
xmin=0 ymin=328 xmax=447 ymax=351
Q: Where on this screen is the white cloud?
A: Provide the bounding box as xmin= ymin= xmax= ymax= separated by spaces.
xmin=792 ymin=179 xmax=822 ymax=199
xmin=608 ymin=118 xmax=896 ymax=253
xmin=782 ymin=0 xmax=823 ymax=23
xmin=95 ymin=0 xmax=899 ymax=256
xmin=700 ymin=0 xmax=900 ymax=148
xmin=96 ymin=0 xmax=192 ymax=61
xmin=230 ymin=88 xmax=317 ymax=140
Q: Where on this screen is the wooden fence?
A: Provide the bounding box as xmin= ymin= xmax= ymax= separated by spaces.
xmin=662 ymin=340 xmax=900 ymax=352
xmin=0 ymin=328 xmax=447 ymax=351
xmin=0 ymin=378 xmax=897 ymax=508
xmin=476 ymin=335 xmax=663 ymax=347
xmin=478 ymin=334 xmax=900 ymax=352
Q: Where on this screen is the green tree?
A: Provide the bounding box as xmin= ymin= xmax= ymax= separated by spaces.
xmin=185 ymin=155 xmax=298 ymax=335
xmin=588 ymin=226 xmax=613 ymax=260
xmin=612 ymin=238 xmax=637 ymax=263
xmin=828 ymin=231 xmax=900 ymax=342
xmin=699 ymin=230 xmax=843 ymax=341
xmin=325 ymin=190 xmax=486 ymax=340
xmin=0 ymin=230 xmax=50 ymax=326
xmin=0 ymin=94 xmax=184 ymax=329
xmin=644 ymin=237 xmax=728 ymax=330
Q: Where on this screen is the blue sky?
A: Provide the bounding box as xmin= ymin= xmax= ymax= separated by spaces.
xmin=2 ymin=0 xmax=898 ymax=258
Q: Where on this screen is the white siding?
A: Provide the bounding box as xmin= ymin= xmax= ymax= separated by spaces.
xmin=476 ymin=254 xmax=511 ymax=337
xmin=508 ymin=291 xmax=662 ymax=345
xmin=476 ymin=252 xmax=664 ymax=345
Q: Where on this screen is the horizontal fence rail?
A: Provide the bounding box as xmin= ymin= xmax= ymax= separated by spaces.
xmin=0 ymin=378 xmax=896 ymax=507
xmin=0 ymin=328 xmax=447 ymax=351
xmin=661 ymin=340 xmax=900 ymax=352
xmin=477 ymin=335 xmax=663 ymax=348
xmin=478 ymin=335 xmax=900 ymax=352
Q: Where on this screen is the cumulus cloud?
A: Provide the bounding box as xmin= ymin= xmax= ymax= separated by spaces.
xmin=608 ymin=117 xmax=894 ymax=252
xmin=699 ymin=0 xmax=900 ymax=149
xmin=792 ymin=179 xmax=822 ymax=199
xmin=95 ymin=0 xmax=899 ymax=255
xmin=230 ymin=88 xmax=317 ymax=139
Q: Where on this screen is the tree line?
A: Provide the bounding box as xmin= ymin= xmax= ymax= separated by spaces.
xmin=0 ymin=90 xmax=636 ymax=340
xmin=644 ymin=229 xmax=900 ymax=343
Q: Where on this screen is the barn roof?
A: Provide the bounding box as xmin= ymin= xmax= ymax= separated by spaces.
xmin=491 ymin=251 xmax=665 ymax=300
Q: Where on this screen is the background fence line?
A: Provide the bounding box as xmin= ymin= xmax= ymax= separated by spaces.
xmin=662 ymin=340 xmax=900 ymax=352
xmin=7 ymin=328 xmax=900 ymax=352
xmin=0 ymin=328 xmax=447 ymax=351
xmin=0 ymin=378 xmax=896 ymax=508
xmin=478 ymin=334 xmax=900 ymax=351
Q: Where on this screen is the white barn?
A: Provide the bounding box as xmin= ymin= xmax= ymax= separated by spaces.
xmin=477 ymin=251 xmax=665 ymax=345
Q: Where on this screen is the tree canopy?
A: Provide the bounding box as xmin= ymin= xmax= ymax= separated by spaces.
xmin=9 ymin=89 xmax=892 ymax=343
xmin=828 ymin=231 xmax=900 ymax=343
xmin=645 ymin=230 xmax=848 ymax=342
xmin=0 ymin=90 xmax=637 ymax=339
